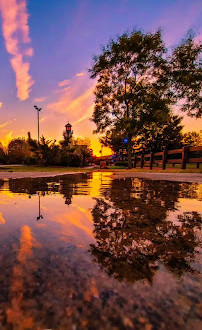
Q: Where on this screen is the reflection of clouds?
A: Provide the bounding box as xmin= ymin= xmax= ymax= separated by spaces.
xmin=6 ymin=226 xmax=39 ymax=329
xmin=0 ymin=212 xmax=6 ymax=224
xmin=49 ymin=204 xmax=94 ymax=241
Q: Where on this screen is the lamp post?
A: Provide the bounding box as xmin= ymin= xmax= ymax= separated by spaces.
xmin=34 ymin=105 xmax=42 ymax=144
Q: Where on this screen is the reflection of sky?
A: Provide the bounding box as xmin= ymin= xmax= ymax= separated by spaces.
xmin=0 ymin=172 xmax=113 ymax=245
xmin=0 ymin=173 xmax=201 ymax=244
xmin=0 ymin=0 xmax=201 ymax=155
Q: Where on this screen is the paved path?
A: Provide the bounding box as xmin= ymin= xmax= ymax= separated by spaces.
xmin=112 ymin=171 xmax=202 ymax=183
xmin=0 ymin=171 xmax=85 ymax=180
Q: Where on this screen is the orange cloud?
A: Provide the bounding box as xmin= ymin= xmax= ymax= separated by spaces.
xmin=76 ymin=72 xmax=85 ymax=77
xmin=48 ymin=77 xmax=95 ymax=122
xmin=0 ymin=121 xmax=9 ymax=128
xmin=47 ymin=77 xmax=112 ymax=156
xmin=0 ymin=118 xmax=16 ymax=129
xmin=58 ymin=79 xmax=71 ymax=87
xmin=40 ymin=116 xmax=45 ymax=122
xmin=0 ymin=0 xmax=34 ymax=100
xmin=34 ymin=97 xmax=47 ymax=102
xmin=0 ymin=131 xmax=13 ymax=147
xmin=0 ymin=102 xmax=2 ymax=109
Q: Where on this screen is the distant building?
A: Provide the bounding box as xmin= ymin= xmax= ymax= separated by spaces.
xmin=65 ymin=122 xmax=72 ymax=138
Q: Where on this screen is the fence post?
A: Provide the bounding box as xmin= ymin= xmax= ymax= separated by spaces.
xmin=140 ymin=153 xmax=144 ymax=168
xmin=181 ymin=146 xmax=188 ymax=169
xmin=162 ymin=149 xmax=167 ymax=170
xmin=150 ymin=152 xmax=154 ymax=170
xmin=134 ymin=155 xmax=137 ymax=168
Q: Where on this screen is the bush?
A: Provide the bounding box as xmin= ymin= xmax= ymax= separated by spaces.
xmin=61 ymin=152 xmax=81 ymax=167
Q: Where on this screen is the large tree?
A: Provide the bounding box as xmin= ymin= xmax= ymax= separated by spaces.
xmin=90 ymin=30 xmax=201 ymax=168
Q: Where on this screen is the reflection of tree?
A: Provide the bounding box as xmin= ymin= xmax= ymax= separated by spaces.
xmin=90 ymin=178 xmax=201 ymax=283
xmin=0 ymin=179 xmax=4 ymax=190
xmin=8 ymin=174 xmax=91 ymax=206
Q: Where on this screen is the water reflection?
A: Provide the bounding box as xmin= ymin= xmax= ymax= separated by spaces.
xmin=0 ymin=173 xmax=201 ymax=329
xmin=90 ymin=178 xmax=202 ymax=283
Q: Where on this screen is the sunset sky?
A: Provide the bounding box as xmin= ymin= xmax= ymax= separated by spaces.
xmin=0 ymin=0 xmax=201 ymax=155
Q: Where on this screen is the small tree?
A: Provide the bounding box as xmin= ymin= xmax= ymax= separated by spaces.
xmin=8 ymin=138 xmax=33 ymax=164
xmin=90 ymin=30 xmax=201 ymax=168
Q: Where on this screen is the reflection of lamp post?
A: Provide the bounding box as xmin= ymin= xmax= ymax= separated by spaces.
xmin=34 ymin=105 xmax=42 ymax=144
xmin=36 ymin=193 xmax=43 ymax=221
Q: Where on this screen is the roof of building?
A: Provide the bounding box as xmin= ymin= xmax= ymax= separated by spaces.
xmin=65 ymin=122 xmax=72 ymax=127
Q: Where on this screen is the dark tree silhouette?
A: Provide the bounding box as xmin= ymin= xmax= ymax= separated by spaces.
xmin=90 ymin=30 xmax=201 ymax=167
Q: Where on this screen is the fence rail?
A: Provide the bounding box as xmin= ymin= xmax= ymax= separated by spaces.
xmin=134 ymin=146 xmax=202 ymax=170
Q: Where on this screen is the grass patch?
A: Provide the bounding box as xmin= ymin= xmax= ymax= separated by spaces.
xmin=0 ymin=165 xmax=93 ymax=173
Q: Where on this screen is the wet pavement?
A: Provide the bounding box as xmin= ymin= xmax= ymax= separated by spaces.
xmin=0 ymin=172 xmax=201 ymax=330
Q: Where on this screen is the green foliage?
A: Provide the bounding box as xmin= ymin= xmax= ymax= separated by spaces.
xmin=1 ymin=133 xmax=92 ymax=167
xmin=100 ymin=129 xmax=124 ymax=154
xmin=134 ymin=115 xmax=183 ymax=152
xmin=171 ymin=32 xmax=202 ymax=117
xmin=7 ymin=138 xmax=33 ymax=164
xmin=90 ymin=30 xmax=201 ymax=167
xmin=182 ymin=131 xmax=202 ymax=147
xmin=60 ymin=150 xmax=81 ymax=167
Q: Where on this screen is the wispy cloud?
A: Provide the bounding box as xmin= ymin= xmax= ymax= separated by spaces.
xmin=0 ymin=118 xmax=16 ymax=129
xmin=0 ymin=121 xmax=10 ymax=129
xmin=40 ymin=116 xmax=45 ymax=122
xmin=0 ymin=0 xmax=34 ymax=100
xmin=58 ymin=79 xmax=71 ymax=87
xmin=48 ymin=80 xmax=95 ymax=125
xmin=0 ymin=102 xmax=2 ymax=109
xmin=76 ymin=72 xmax=85 ymax=77
xmin=34 ymin=97 xmax=47 ymax=103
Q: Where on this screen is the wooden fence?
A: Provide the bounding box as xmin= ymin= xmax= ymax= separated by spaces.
xmin=134 ymin=146 xmax=202 ymax=170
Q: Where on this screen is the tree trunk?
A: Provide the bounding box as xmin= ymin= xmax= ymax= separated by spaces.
xmin=127 ymin=135 xmax=132 ymax=169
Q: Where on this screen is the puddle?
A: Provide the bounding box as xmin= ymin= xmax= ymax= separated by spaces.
xmin=0 ymin=172 xmax=201 ymax=329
